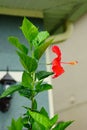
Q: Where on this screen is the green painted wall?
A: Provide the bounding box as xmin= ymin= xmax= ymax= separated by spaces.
xmin=0 ymin=15 xmax=49 ymax=130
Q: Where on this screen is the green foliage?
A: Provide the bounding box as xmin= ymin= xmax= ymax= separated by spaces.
xmin=0 ymin=17 xmax=73 ymax=130
xmin=50 ymin=114 xmax=59 ymax=127
xmin=8 ymin=36 xmax=28 ymax=54
xmin=52 ymin=121 xmax=73 ymax=130
xmin=36 ymin=71 xmax=54 ymax=80
xmin=28 ymin=109 xmax=52 ymax=128
xmin=8 ymin=117 xmax=23 ymax=130
xmin=33 ymin=31 xmax=49 ymax=47
xmin=18 ymin=88 xmax=33 ymax=99
xmin=17 ymin=51 xmax=38 ymax=72
xmin=0 ymin=84 xmax=22 ymax=98
xmin=32 ymin=99 xmax=37 ymax=110
xmin=34 ymin=39 xmax=53 ymax=60
xmin=32 ymin=121 xmax=49 ymax=130
xmin=40 ymin=107 xmax=49 ymax=118
xmin=36 ymin=83 xmax=52 ymax=93
xmin=22 ymin=71 xmax=33 ymax=89
xmin=20 ymin=17 xmax=38 ymax=47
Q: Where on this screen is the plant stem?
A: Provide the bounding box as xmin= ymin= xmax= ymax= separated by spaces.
xmin=31 ymin=72 xmax=35 ymax=110
xmin=39 ymin=62 xmax=52 ymax=65
xmin=31 ymin=96 xmax=34 ymax=110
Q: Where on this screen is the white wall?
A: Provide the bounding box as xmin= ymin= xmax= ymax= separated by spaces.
xmin=47 ymin=13 xmax=87 ymax=130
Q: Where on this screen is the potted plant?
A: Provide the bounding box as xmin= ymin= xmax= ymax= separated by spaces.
xmin=0 ymin=17 xmax=77 ymax=130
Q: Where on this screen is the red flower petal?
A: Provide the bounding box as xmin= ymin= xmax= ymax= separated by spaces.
xmin=52 ymin=57 xmax=64 ymax=78
xmin=52 ymin=45 xmax=61 ymax=61
xmin=52 ymin=46 xmax=64 ymax=78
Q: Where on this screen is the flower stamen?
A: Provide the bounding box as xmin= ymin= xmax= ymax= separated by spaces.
xmin=61 ymin=61 xmax=78 ymax=65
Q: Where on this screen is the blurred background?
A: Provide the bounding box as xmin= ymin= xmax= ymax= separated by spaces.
xmin=0 ymin=0 xmax=87 ymax=130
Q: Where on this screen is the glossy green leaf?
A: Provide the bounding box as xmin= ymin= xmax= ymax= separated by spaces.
xmin=40 ymin=107 xmax=49 ymax=118
xmin=20 ymin=17 xmax=38 ymax=45
xmin=7 ymin=117 xmax=23 ymax=130
xmin=32 ymin=121 xmax=49 ymax=130
xmin=52 ymin=121 xmax=73 ymax=130
xmin=18 ymin=88 xmax=33 ymax=99
xmin=36 ymin=83 xmax=52 ymax=93
xmin=34 ymin=39 xmax=53 ymax=60
xmin=33 ymin=31 xmax=49 ymax=47
xmin=8 ymin=118 xmax=16 ymax=130
xmin=0 ymin=84 xmax=22 ymax=98
xmin=17 ymin=51 xmax=38 ymax=72
xmin=32 ymin=121 xmax=43 ymax=130
xmin=8 ymin=36 xmax=28 ymax=54
xmin=15 ymin=117 xmax=23 ymax=130
xmin=28 ymin=109 xmax=51 ymax=128
xmin=35 ymin=80 xmax=43 ymax=88
xmin=50 ymin=114 xmax=58 ymax=127
xmin=22 ymin=71 xmax=33 ymax=89
xmin=36 ymin=71 xmax=53 ymax=80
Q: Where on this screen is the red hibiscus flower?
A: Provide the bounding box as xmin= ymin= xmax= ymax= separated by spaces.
xmin=52 ymin=45 xmax=78 ymax=78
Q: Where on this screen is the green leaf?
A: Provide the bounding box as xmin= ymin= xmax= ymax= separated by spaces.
xmin=32 ymin=121 xmax=43 ymax=130
xmin=7 ymin=117 xmax=23 ymax=130
xmin=36 ymin=83 xmax=52 ymax=93
xmin=35 ymin=80 xmax=43 ymax=88
xmin=40 ymin=107 xmax=49 ymax=118
xmin=34 ymin=39 xmax=53 ymax=60
xmin=33 ymin=31 xmax=49 ymax=47
xmin=32 ymin=121 xmax=49 ymax=130
xmin=18 ymin=88 xmax=33 ymax=99
xmin=8 ymin=118 xmax=16 ymax=130
xmin=22 ymin=71 xmax=33 ymax=89
xmin=36 ymin=71 xmax=54 ymax=80
xmin=22 ymin=116 xmax=30 ymax=128
xmin=20 ymin=17 xmax=38 ymax=45
xmin=16 ymin=117 xmax=23 ymax=130
xmin=17 ymin=51 xmax=38 ymax=72
xmin=52 ymin=121 xmax=73 ymax=130
xmin=28 ymin=109 xmax=51 ymax=128
xmin=50 ymin=114 xmax=58 ymax=127
xmin=0 ymin=84 xmax=22 ymax=98
xmin=8 ymin=36 xmax=28 ymax=54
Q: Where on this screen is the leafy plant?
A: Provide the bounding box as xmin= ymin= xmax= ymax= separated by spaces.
xmin=0 ymin=17 xmax=74 ymax=130
xmin=8 ymin=117 xmax=23 ymax=130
